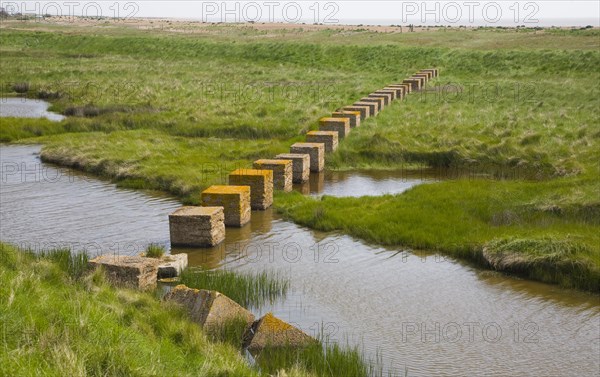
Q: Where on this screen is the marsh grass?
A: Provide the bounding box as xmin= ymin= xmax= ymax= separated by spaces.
xmin=145 ymin=243 xmax=166 ymax=258
xmin=179 ymin=267 xmax=290 ymax=309
xmin=0 ymin=243 xmax=259 ymax=376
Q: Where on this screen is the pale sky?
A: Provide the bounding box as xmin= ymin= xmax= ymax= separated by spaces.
xmin=3 ymin=1 xmax=599 ymax=26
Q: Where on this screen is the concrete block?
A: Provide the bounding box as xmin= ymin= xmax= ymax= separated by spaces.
xmin=158 ymin=253 xmax=188 ymax=279
xmin=169 ymin=206 xmax=226 ymax=247
xmin=253 ymin=159 xmax=293 ymax=192
xmin=374 ymin=89 xmax=396 ymax=101
xmin=306 ymin=131 xmax=338 ymax=153
xmin=228 ymin=169 xmax=273 ymax=210
xmin=360 ymin=97 xmax=384 ymax=112
xmin=319 ymin=117 xmax=350 ymax=138
xmin=165 ymin=285 xmax=255 ymax=335
xmin=201 ymin=186 xmax=251 ymax=227
xmin=246 ymin=312 xmax=316 ymax=351
xmin=276 ymin=153 xmax=310 ymax=183
xmin=368 ymin=92 xmax=392 ymax=106
xmin=354 ymin=101 xmax=378 ymax=116
xmin=340 ymin=105 xmax=370 ymax=120
xmin=331 ymin=110 xmax=361 ymax=128
xmin=89 ymin=255 xmax=160 ymax=290
xmin=290 ymin=142 xmax=324 ymax=172
xmin=384 ymin=86 xmax=405 ymax=99
xmin=403 ymin=78 xmax=421 ymax=91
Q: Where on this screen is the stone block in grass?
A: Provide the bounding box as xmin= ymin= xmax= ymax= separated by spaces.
xmin=374 ymin=89 xmax=396 ymax=101
xmin=290 ymin=142 xmax=324 ymax=172
xmin=368 ymin=92 xmax=392 ymax=106
xmin=229 ymin=169 xmax=273 ymax=210
xmin=360 ymin=97 xmax=384 ymax=112
xmin=340 ymin=105 xmax=370 ymax=120
xmin=165 ymin=285 xmax=255 ymax=335
xmin=403 ymin=78 xmax=421 ymax=91
xmin=89 ymin=254 xmax=160 ymax=290
xmin=319 ymin=117 xmax=350 ymax=138
xmin=253 ymin=159 xmax=293 ymax=192
xmin=384 ymin=86 xmax=405 ymax=99
xmin=246 ymin=312 xmax=316 ymax=351
xmin=275 ymin=153 xmax=310 ymax=183
xmin=306 ymin=131 xmax=338 ymax=153
xmin=331 ymin=110 xmax=361 ymax=128
xmin=169 ymin=206 xmax=226 ymax=247
xmin=201 ymin=186 xmax=251 ymax=227
xmin=353 ymin=101 xmax=378 ymax=115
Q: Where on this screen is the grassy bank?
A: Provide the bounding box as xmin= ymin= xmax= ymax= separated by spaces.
xmin=0 ymin=243 xmax=259 ymax=376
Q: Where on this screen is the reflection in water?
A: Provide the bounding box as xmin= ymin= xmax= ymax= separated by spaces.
xmin=0 ymin=98 xmax=65 ymax=121
xmin=2 ymin=145 xmax=599 ymax=377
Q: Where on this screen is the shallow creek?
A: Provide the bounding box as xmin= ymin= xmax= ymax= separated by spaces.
xmin=0 ymin=98 xmax=65 ymax=121
xmin=1 ymin=145 xmax=598 ymax=377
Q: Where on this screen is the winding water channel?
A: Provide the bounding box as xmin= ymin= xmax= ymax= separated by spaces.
xmin=1 ymin=145 xmax=599 ymax=377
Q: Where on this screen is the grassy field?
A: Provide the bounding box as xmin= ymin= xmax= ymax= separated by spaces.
xmin=1 ymin=19 xmax=599 ymax=291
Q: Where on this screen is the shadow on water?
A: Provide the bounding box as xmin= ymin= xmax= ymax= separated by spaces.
xmin=2 ymin=145 xmax=599 ymax=377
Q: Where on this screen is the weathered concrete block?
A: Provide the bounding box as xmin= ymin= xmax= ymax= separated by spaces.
xmin=275 ymin=153 xmax=310 ymax=183
xmin=403 ymin=78 xmax=421 ymax=91
xmin=319 ymin=117 xmax=350 ymax=138
xmin=228 ymin=169 xmax=273 ymax=210
xmin=246 ymin=312 xmax=316 ymax=351
xmin=420 ymin=68 xmax=438 ymax=78
xmin=354 ymin=101 xmax=378 ymax=116
xmin=201 ymin=186 xmax=251 ymax=227
xmin=374 ymin=89 xmax=396 ymax=101
xmin=253 ymin=159 xmax=293 ymax=192
xmin=306 ymin=131 xmax=338 ymax=153
xmin=340 ymin=105 xmax=370 ymax=120
xmin=384 ymin=86 xmax=405 ymax=99
xmin=413 ymin=74 xmax=428 ymax=85
xmin=360 ymin=97 xmax=384 ymax=112
xmin=169 ymin=206 xmax=226 ymax=247
xmin=419 ymin=70 xmax=433 ymax=79
xmin=368 ymin=92 xmax=392 ymax=106
xmin=290 ymin=142 xmax=324 ymax=172
xmin=331 ymin=110 xmax=361 ymax=128
xmin=158 ymin=253 xmax=188 ymax=279
xmin=165 ymin=285 xmax=255 ymax=335
xmin=89 ymin=255 xmax=160 ymax=290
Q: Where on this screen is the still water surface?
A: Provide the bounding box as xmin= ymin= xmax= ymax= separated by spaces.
xmin=0 ymin=98 xmax=65 ymax=121
xmin=1 ymin=145 xmax=598 ymax=377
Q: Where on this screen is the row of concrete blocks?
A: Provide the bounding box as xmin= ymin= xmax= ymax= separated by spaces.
xmin=168 ymin=68 xmax=438 ymax=248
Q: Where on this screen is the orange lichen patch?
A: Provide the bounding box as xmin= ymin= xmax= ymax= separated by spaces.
xmin=331 ymin=110 xmax=361 ymax=128
xmin=201 ymin=185 xmax=251 ymax=227
xmin=341 ymin=105 xmax=371 ymax=120
xmin=319 ymin=117 xmax=350 ymax=138
xmin=246 ymin=312 xmax=316 ymax=351
xmin=229 ymin=169 xmax=272 ymax=178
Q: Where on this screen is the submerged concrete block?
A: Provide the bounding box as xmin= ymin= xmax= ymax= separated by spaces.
xmin=340 ymin=105 xmax=370 ymax=120
xmin=158 ymin=253 xmax=188 ymax=279
xmin=275 ymin=153 xmax=310 ymax=183
xmin=169 ymin=206 xmax=226 ymax=247
xmin=331 ymin=110 xmax=361 ymax=128
xmin=201 ymin=186 xmax=251 ymax=227
xmin=368 ymin=92 xmax=392 ymax=106
xmin=228 ymin=169 xmax=273 ymax=210
xmin=354 ymin=101 xmax=378 ymax=116
xmin=165 ymin=285 xmax=255 ymax=335
xmin=290 ymin=142 xmax=324 ymax=172
xmin=306 ymin=131 xmax=338 ymax=153
xmin=253 ymin=159 xmax=293 ymax=192
xmin=246 ymin=312 xmax=316 ymax=351
xmin=319 ymin=117 xmax=350 ymax=138
xmin=89 ymin=255 xmax=160 ymax=290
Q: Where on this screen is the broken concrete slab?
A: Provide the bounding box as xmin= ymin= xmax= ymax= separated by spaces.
xmin=89 ymin=254 xmax=160 ymax=290
xmin=157 ymin=253 xmax=188 ymax=279
xmin=246 ymin=312 xmax=316 ymax=351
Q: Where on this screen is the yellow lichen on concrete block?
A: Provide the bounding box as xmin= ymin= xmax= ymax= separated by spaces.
xmin=228 ymin=169 xmax=273 ymax=210
xmin=331 ymin=110 xmax=361 ymax=128
xmin=306 ymin=131 xmax=338 ymax=153
xmin=201 ymin=185 xmax=251 ymax=227
xmin=253 ymin=159 xmax=293 ymax=192
xmin=290 ymin=142 xmax=324 ymax=172
xmin=275 ymin=153 xmax=310 ymax=183
xmin=319 ymin=117 xmax=350 ymax=138
xmin=169 ymin=206 xmax=225 ymax=247
xmin=340 ymin=105 xmax=370 ymax=120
